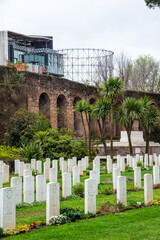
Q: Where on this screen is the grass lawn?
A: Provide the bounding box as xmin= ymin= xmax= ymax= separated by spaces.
xmin=7 ymin=206 xmax=160 ymax=240
xmin=2 ymin=167 xmax=160 ymax=239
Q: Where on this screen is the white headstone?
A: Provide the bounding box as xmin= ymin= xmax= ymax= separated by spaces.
xmin=132 ymin=158 xmax=137 ymax=170
xmin=153 ymin=166 xmax=159 ymax=185
xmin=62 ymin=161 xmax=67 ymax=174
xmin=36 ymin=175 xmax=46 ymax=201
xmin=62 ymin=172 xmax=71 ymax=197
xmin=49 ymin=168 xmax=57 ymax=183
xmin=113 ymin=168 xmax=121 ymax=190
xmin=78 ymin=160 xmax=83 ymax=175
xmin=24 ymin=163 xmax=31 ymax=170
xmin=36 ymin=160 xmax=42 ymax=174
xmin=46 ymin=182 xmax=60 ymax=224
xmin=85 ymin=178 xmax=96 ymax=214
xmin=120 ymin=157 xmax=125 ymax=172
xmin=68 ymin=159 xmax=74 ymax=173
xmin=31 ymin=159 xmax=36 ymax=170
xmin=19 ymin=162 xmax=24 ymax=177
xmin=23 ymin=176 xmax=34 ymax=203
xmin=134 ymin=167 xmax=141 ymax=188
xmin=93 ymin=164 xmax=100 ymax=184
xmin=23 ymin=169 xmax=32 ymax=177
xmin=73 ymin=157 xmax=77 ymax=166
xmin=59 ymin=157 xmax=64 ymax=171
xmin=90 ymin=170 xmax=98 ymax=194
xmin=14 ymin=159 xmax=20 ymax=174
xmin=2 ymin=165 xmax=9 ymax=183
xmin=144 ymin=174 xmax=153 ymax=204
xmin=144 ymin=154 xmax=148 ymax=167
xmin=107 ymin=156 xmax=112 ymax=174
xmin=0 ymin=187 xmax=16 ymax=231
xmin=149 ymin=155 xmax=153 ymax=167
xmin=11 ymin=177 xmax=22 ymax=204
xmin=0 ymin=172 xmax=3 ymax=188
xmin=73 ymin=166 xmax=80 ymax=185
xmin=52 ymin=160 xmax=58 ymax=172
xmin=44 ymin=162 xmax=50 ymax=180
xmin=117 ymin=176 xmax=127 ymax=206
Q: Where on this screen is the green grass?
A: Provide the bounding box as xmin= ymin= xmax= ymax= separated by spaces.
xmin=2 ymin=167 xmax=160 ymax=239
xmin=7 ymin=206 xmax=160 ymax=240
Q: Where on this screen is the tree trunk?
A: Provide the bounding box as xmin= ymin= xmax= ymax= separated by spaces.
xmin=97 ymin=119 xmax=107 ymax=156
xmin=110 ymin=104 xmax=114 ymax=161
xmin=145 ymin=132 xmax=150 ymax=155
xmin=127 ymin=130 xmax=133 ymax=156
xmin=80 ymin=112 xmax=88 ymax=150
xmin=88 ymin=115 xmax=92 ymax=161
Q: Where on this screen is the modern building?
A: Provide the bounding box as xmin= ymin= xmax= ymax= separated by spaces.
xmin=0 ymin=30 xmax=64 ymax=76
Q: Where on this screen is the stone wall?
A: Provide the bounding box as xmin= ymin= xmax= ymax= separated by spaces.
xmin=0 ymin=66 xmax=160 ymax=142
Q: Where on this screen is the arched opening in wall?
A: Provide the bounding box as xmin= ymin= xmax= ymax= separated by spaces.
xmin=89 ymin=98 xmax=99 ymax=138
xmin=39 ymin=92 xmax=50 ymax=120
xmin=73 ymin=96 xmax=83 ymax=137
xmin=57 ymin=94 xmax=68 ymax=130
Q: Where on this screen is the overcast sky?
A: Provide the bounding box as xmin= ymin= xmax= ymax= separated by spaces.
xmin=0 ymin=0 xmax=160 ymax=60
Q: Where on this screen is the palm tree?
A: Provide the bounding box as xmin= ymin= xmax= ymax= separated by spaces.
xmin=92 ymin=96 xmax=111 ymax=155
xmin=101 ymin=77 xmax=124 ymax=160
xmin=74 ymin=99 xmax=93 ymax=159
xmin=139 ymin=96 xmax=160 ymax=154
xmin=117 ymin=97 xmax=144 ymax=155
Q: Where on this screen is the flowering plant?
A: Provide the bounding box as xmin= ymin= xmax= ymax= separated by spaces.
xmin=49 ymin=215 xmax=67 ymax=225
xmin=30 ymin=221 xmax=37 ymax=228
xmin=6 ymin=223 xmax=29 ymax=235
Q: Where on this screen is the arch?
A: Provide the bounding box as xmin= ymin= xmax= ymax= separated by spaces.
xmin=73 ymin=96 xmax=83 ymax=137
xmin=39 ymin=92 xmax=50 ymax=120
xmin=57 ymin=94 xmax=68 ymax=129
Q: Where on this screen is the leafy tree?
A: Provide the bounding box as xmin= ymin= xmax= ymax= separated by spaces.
xmin=117 ymin=97 xmax=144 ymax=155
xmin=145 ymin=0 xmax=160 ymax=8
xmin=6 ymin=109 xmax=51 ymax=147
xmin=139 ymin=96 xmax=160 ymax=154
xmin=92 ymin=96 xmax=111 ymax=155
xmin=101 ymin=77 xmax=124 ymax=160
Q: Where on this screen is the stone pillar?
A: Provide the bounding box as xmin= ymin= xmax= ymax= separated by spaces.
xmin=24 ymin=176 xmax=34 ymax=203
xmin=19 ymin=162 xmax=24 ymax=177
xmin=90 ymin=170 xmax=98 ymax=195
xmin=153 ymin=166 xmax=159 ymax=185
xmin=73 ymin=166 xmax=80 ymax=185
xmin=62 ymin=161 xmax=67 ymax=174
xmin=11 ymin=177 xmax=22 ymax=204
xmin=0 ymin=187 xmax=16 ymax=231
xmin=31 ymin=159 xmax=36 ymax=170
xmin=144 ymin=174 xmax=153 ymax=204
xmin=36 ymin=175 xmax=46 ymax=201
xmin=85 ymin=179 xmax=96 ymax=214
xmin=46 ymin=182 xmax=60 ymax=224
xmin=113 ymin=168 xmax=121 ymax=190
xmin=59 ymin=157 xmax=64 ymax=171
xmin=2 ymin=165 xmax=9 ymax=183
xmin=49 ymin=168 xmax=57 ymax=183
xmin=37 ymin=160 xmax=42 ymax=174
xmin=117 ymin=176 xmax=127 ymax=206
xmin=23 ymin=169 xmax=32 ymax=177
xmin=93 ymin=164 xmax=100 ymax=184
xmin=134 ymin=167 xmax=141 ymax=188
xmin=14 ymin=159 xmax=20 ymax=175
xmin=62 ymin=172 xmax=71 ymax=197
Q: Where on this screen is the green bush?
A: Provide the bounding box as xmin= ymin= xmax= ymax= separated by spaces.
xmin=0 ymin=145 xmax=21 ymax=170
xmin=60 ymin=207 xmax=83 ymax=222
xmin=137 ymin=160 xmax=142 ymax=167
xmin=0 ymin=227 xmax=4 ymax=237
xmin=20 ymin=143 xmax=43 ymax=162
xmin=6 ymin=109 xmax=51 ymax=147
xmin=72 ymin=183 xmax=84 ymax=198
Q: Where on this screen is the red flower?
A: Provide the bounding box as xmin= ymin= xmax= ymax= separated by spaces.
xmin=60 ymin=186 xmax=62 ymax=190
xmin=57 ymin=176 xmax=60 ymax=179
xmin=156 ymin=184 xmax=159 ymax=188
xmin=30 ymin=224 xmax=33 ymax=227
xmin=114 ymin=189 xmax=117 ymax=193
xmin=33 ymin=221 xmax=36 ymax=226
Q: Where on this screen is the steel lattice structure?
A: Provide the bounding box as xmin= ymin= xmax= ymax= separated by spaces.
xmin=57 ymin=48 xmax=114 ymax=85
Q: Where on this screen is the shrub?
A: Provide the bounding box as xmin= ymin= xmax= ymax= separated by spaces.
xmin=72 ymin=183 xmax=84 ymax=198
xmin=20 ymin=142 xmax=43 ymax=162
xmin=0 ymin=145 xmax=21 ymax=170
xmin=6 ymin=109 xmax=51 ymax=147
xmin=137 ymin=160 xmax=142 ymax=167
xmin=0 ymin=227 xmax=4 ymax=237
xmin=60 ymin=207 xmax=83 ymax=222
xmin=49 ymin=215 xmax=68 ymax=225
xmin=99 ymin=185 xmax=113 ymax=195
